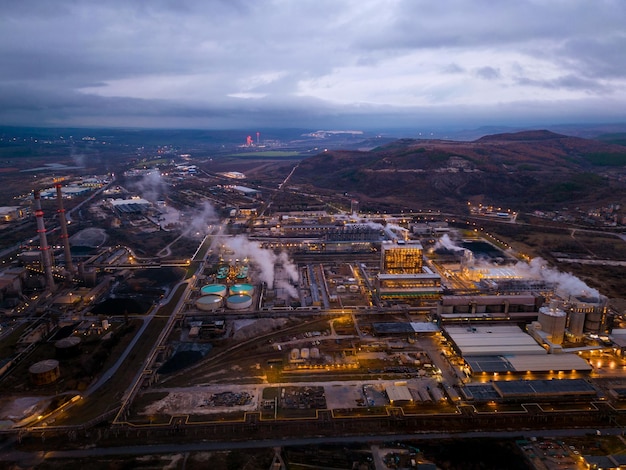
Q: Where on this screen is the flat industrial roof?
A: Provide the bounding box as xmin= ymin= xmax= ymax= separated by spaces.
xmin=493 ymin=379 xmax=596 ymax=398
xmin=466 ymin=354 xmax=592 ymax=374
xmin=445 ymin=324 xmax=546 ymax=356
xmin=385 ymin=384 xmax=413 ymax=403
xmin=372 ymin=322 xmax=440 ymax=334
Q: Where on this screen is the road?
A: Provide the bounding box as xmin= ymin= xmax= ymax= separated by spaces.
xmin=2 ymin=427 xmax=624 ymax=464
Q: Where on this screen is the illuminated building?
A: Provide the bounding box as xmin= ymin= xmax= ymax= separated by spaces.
xmin=380 ymin=241 xmax=423 ymax=274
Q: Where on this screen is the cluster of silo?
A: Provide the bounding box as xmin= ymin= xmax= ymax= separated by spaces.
xmin=289 ymin=347 xmax=320 ymax=362
xmin=565 ymin=295 xmax=608 ymax=339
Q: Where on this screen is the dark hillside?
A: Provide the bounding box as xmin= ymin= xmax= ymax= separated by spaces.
xmin=290 ymin=130 xmax=626 ymax=212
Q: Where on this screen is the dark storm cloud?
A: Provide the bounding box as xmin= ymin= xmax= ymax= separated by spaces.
xmin=0 ymin=0 xmax=624 ymax=128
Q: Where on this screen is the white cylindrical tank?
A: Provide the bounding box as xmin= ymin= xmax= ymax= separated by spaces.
xmin=349 ymin=285 xmax=359 ymax=293
xmin=300 ymin=347 xmax=310 ymax=360
xmin=196 ymin=295 xmax=223 ymax=311
xmin=538 ymin=306 xmax=567 ymax=345
xmin=310 ymin=347 xmax=320 ymax=359
xmin=226 ymin=294 xmax=252 ymax=310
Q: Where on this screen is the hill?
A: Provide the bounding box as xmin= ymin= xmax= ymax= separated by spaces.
xmin=290 ymin=130 xmax=626 ymax=212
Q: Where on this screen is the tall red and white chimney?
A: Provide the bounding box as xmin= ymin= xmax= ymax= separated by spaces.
xmin=34 ymin=190 xmax=55 ymax=290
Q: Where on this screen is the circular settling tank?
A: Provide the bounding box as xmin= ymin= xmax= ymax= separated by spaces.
xmin=230 ymin=283 xmax=254 ymax=296
xmin=196 ymin=295 xmax=223 ymax=311
xmin=200 ymin=284 xmax=227 ymax=297
xmin=226 ymin=294 xmax=252 ymax=310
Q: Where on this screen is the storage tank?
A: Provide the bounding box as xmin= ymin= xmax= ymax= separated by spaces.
xmin=230 ymin=283 xmax=254 ymax=296
xmin=200 ymin=284 xmax=227 ymax=297
xmin=336 ymin=285 xmax=346 ymax=293
xmin=310 ymin=347 xmax=320 ymax=359
xmin=349 ymin=285 xmax=359 ymax=293
xmin=538 ymin=306 xmax=567 ymax=345
xmin=196 ymin=295 xmax=223 ymax=311
xmin=29 ymin=359 xmax=60 ymax=385
xmin=290 ymin=348 xmax=300 ymax=361
xmin=300 ymin=348 xmax=310 ymax=360
xmin=55 ymin=336 xmax=81 ymax=358
xmin=226 ymin=294 xmax=252 ymax=310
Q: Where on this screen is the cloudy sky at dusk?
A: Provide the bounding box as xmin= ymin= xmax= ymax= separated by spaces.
xmin=1 ymin=0 xmax=625 ymax=130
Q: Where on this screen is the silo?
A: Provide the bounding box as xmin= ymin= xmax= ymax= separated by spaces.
xmin=538 ymin=306 xmax=567 ymax=345
xmin=29 ymin=359 xmax=60 ymax=385
xmin=196 ymin=295 xmax=223 ymax=311
xmin=290 ymin=348 xmax=300 ymax=361
xmin=226 ymin=294 xmax=252 ymax=310
xmin=567 ymin=310 xmax=586 ymax=342
xmin=200 ymin=284 xmax=227 ymax=297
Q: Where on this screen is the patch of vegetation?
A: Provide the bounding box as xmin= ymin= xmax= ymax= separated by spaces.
xmin=583 ymin=151 xmax=626 ymax=166
xmin=596 ymin=132 xmax=626 ymax=146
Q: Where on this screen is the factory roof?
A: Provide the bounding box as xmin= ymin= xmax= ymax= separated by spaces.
xmin=466 ymin=354 xmax=592 ymax=373
xmin=445 ymin=324 xmax=546 ymax=356
xmin=377 ymin=273 xmax=441 ymax=280
xmin=385 ymin=384 xmax=413 ymax=403
xmin=441 ymin=294 xmax=537 ymax=306
xmin=372 ymin=322 xmax=439 ymax=334
xmin=110 ymin=198 xmax=151 ymax=206
xmin=493 ymin=379 xmax=595 ymax=398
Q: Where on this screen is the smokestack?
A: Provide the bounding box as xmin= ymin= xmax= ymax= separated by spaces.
xmin=34 ymin=190 xmax=55 ymax=291
xmin=56 ymin=183 xmax=74 ymax=274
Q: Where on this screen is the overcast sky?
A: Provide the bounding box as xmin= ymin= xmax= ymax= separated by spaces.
xmin=1 ymin=0 xmax=625 ymax=130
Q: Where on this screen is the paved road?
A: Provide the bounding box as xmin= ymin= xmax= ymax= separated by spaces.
xmin=2 ymin=427 xmax=624 ymax=464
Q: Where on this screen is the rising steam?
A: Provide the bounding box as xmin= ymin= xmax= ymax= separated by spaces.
xmin=221 ymin=235 xmax=299 ymax=288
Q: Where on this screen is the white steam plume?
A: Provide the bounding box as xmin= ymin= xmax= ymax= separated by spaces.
xmin=223 ymin=235 xmax=299 ymax=288
xmin=434 ymin=234 xmax=470 ymax=253
xmin=130 ymin=170 xmax=165 ymax=203
xmin=275 ymin=279 xmax=298 ymax=299
xmin=517 ymin=257 xmax=600 ymax=299
xmin=184 ymin=201 xmax=219 ymax=237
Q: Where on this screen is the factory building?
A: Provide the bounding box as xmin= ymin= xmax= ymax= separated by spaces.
xmin=444 ymin=324 xmax=592 ymax=376
xmin=376 ymin=273 xmax=442 ymax=301
xmin=0 ymin=206 xmax=27 ymax=222
xmin=380 ymin=241 xmax=423 ymax=274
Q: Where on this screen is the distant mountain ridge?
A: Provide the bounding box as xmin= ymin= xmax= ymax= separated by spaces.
xmin=290 ymin=130 xmax=626 ymax=212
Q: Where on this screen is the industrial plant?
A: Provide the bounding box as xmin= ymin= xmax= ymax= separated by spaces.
xmin=0 ymin=149 xmax=624 ymax=469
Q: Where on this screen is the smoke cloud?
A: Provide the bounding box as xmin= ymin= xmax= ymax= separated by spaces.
xmin=434 ymin=234 xmax=469 ymax=253
xmin=183 ymin=201 xmax=219 ymax=237
xmin=130 ymin=170 xmax=165 ymax=203
xmin=516 ymin=257 xmax=600 ymax=299
xmin=222 ymin=235 xmax=299 ymax=288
